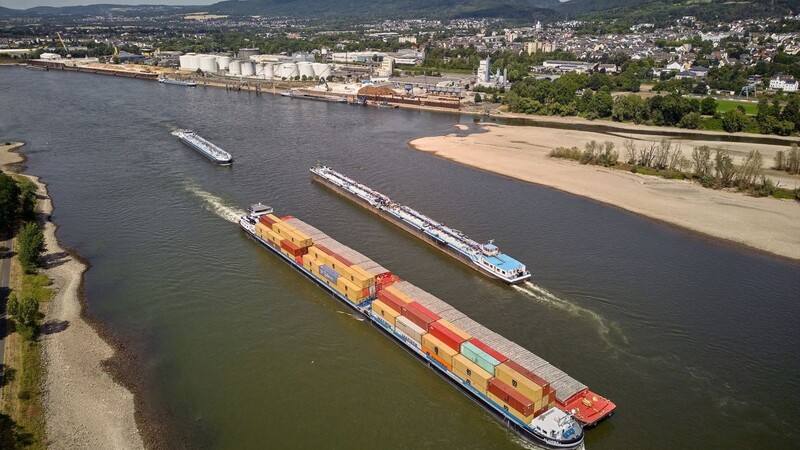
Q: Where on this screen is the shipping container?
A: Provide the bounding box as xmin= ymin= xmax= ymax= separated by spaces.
xmin=422 ymin=333 xmax=457 ymax=371
xmin=435 ymin=319 xmax=471 ymax=341
xmin=468 ymin=338 xmax=508 ymax=364
xmin=461 ymin=341 xmax=501 ymax=375
xmin=488 ymin=378 xmax=535 ymax=417
xmin=428 ymin=321 xmax=467 ymax=352
xmin=319 ymin=264 xmax=340 ymax=283
xmin=395 ymin=315 xmax=425 ymax=344
xmin=401 ymin=301 xmax=440 ymax=330
xmin=280 ymin=239 xmax=308 ymax=258
xmin=377 ymin=289 xmax=410 ymax=313
xmin=348 ymin=264 xmax=375 ymax=289
xmin=495 ymin=362 xmax=546 ymax=403
xmin=487 ymin=391 xmax=535 ymax=425
xmin=384 ymin=284 xmax=415 ymax=304
xmin=452 ymin=353 xmax=493 ymax=393
xmin=371 ymin=299 xmax=401 ymax=328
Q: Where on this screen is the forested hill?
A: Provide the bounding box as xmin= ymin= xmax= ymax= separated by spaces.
xmin=0 ymin=0 xmax=794 ymax=21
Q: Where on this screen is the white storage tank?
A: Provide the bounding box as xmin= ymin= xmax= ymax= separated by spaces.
xmin=199 ymin=55 xmax=218 ymax=73
xmin=297 ymin=62 xmax=315 ymax=79
xmin=217 ymin=56 xmax=231 ymax=70
xmin=180 ymin=53 xmax=200 ymax=71
xmin=228 ymin=60 xmax=242 ymax=76
xmin=312 ymin=63 xmax=331 ymax=79
xmin=241 ymin=61 xmax=255 ymax=77
xmin=254 ymin=63 xmax=265 ymax=79
xmin=263 ymin=63 xmax=275 ymax=79
xmin=277 ymin=63 xmax=299 ymax=79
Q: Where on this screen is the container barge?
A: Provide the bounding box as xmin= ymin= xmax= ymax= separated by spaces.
xmin=310 ymin=165 xmax=531 ymax=285
xmin=239 ymin=204 xmax=615 ymax=447
xmin=171 ymin=130 xmax=232 ymax=165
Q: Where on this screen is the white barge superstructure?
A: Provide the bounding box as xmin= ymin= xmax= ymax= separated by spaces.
xmin=310 ymin=165 xmax=531 ymax=284
xmin=172 ymin=130 xmax=232 ymax=165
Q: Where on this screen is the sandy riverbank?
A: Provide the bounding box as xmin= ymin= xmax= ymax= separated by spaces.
xmin=410 ymin=124 xmax=800 ymax=260
xmin=2 ymin=143 xmax=144 ymax=448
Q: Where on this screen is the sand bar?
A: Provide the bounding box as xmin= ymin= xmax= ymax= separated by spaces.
xmin=409 ymin=124 xmax=800 ymax=260
xmin=2 ymin=143 xmax=144 ymax=449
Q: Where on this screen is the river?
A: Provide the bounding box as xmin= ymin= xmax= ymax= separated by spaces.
xmin=2 ymin=66 xmax=799 ymax=449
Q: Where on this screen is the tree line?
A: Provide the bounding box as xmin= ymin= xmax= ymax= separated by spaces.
xmin=0 ymin=170 xmax=46 ymax=340
xmin=549 ymin=140 xmax=800 ymax=200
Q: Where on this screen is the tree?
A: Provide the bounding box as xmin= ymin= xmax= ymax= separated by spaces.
xmin=678 ymin=112 xmax=701 ymax=129
xmin=774 ymin=150 xmax=786 ymax=170
xmin=17 ymin=222 xmax=44 ymax=273
xmin=589 ymin=86 xmax=613 ymax=118
xmin=18 ymin=177 xmax=37 ymax=221
xmin=474 ymin=93 xmax=482 ymax=103
xmin=721 ymin=109 xmax=746 ymax=133
xmin=701 ymin=96 xmax=717 ymax=115
xmin=692 ymin=145 xmax=712 ymax=179
xmin=7 ymin=293 xmax=40 ymax=340
xmin=0 ymin=172 xmax=21 ymax=231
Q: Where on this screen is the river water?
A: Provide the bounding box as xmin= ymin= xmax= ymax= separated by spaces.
xmin=2 ymin=66 xmax=799 ymax=449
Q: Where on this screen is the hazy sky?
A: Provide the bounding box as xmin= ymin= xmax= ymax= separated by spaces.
xmin=1 ymin=0 xmax=217 ymax=8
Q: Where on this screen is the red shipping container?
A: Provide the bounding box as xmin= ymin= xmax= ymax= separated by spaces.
xmin=377 ymin=290 xmax=405 ymax=313
xmin=503 ymin=359 xmax=550 ymax=391
xmin=401 ymin=301 xmax=440 ymax=330
xmin=429 ymin=321 xmax=466 ymax=352
xmin=488 ymin=378 xmax=534 ymax=417
xmin=280 ymin=240 xmax=308 ymax=258
xmin=468 ymin=338 xmax=508 ymax=363
xmin=259 ymin=215 xmax=277 ymax=227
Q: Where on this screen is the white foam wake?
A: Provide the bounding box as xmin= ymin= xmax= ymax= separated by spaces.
xmin=183 ymin=181 xmax=244 ymax=223
xmin=513 ymin=282 xmax=626 ymax=350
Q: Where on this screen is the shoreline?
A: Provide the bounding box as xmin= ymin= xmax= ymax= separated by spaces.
xmin=408 ymin=124 xmax=800 ymax=262
xmin=1 ymin=142 xmax=146 ymax=448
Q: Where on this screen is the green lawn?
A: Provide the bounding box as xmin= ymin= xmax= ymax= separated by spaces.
xmin=715 ymin=99 xmax=758 ymax=115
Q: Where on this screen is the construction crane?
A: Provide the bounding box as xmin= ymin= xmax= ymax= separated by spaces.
xmin=55 ymin=32 xmax=71 ymax=58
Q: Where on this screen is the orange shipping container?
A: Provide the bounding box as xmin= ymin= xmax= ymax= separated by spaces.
xmin=421 ymin=333 xmax=458 ymax=370
xmin=384 ymin=285 xmax=415 ymax=304
xmin=436 ymin=319 xmax=471 ymax=341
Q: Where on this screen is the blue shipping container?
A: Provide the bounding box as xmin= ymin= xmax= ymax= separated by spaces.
xmin=461 ymin=341 xmax=500 ymax=375
xmin=319 ymin=264 xmax=340 ymax=283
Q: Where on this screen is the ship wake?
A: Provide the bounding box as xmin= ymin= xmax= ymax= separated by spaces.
xmin=183 ymin=181 xmax=244 ymax=223
xmin=513 ymin=282 xmax=627 ymax=350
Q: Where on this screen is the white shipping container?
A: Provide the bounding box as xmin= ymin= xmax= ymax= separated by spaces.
xmin=396 ymin=315 xmax=425 ymax=343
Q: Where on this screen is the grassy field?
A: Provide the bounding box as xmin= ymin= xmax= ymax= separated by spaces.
xmin=716 ymin=99 xmax=758 ymax=115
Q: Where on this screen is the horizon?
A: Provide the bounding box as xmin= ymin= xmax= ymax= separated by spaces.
xmin=0 ymin=0 xmax=215 ymax=8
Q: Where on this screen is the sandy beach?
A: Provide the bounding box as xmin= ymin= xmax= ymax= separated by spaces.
xmin=2 ymin=142 xmax=144 ymax=449
xmin=410 ymin=124 xmax=800 ymax=260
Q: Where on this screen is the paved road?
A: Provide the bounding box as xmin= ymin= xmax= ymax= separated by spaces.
xmin=0 ymin=234 xmax=11 ymax=385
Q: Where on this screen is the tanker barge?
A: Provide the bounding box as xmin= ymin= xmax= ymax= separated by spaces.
xmin=310 ymin=165 xmax=530 ymax=284
xmin=171 ymin=130 xmax=232 ymax=165
xmin=239 ymin=204 xmax=615 ymax=446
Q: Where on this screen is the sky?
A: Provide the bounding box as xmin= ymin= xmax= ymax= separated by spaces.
xmin=0 ymin=0 xmax=216 ymax=8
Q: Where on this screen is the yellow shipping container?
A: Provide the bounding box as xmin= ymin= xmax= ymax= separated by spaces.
xmin=436 ymin=319 xmax=471 ymax=340
xmin=494 ymin=363 xmax=544 ymax=403
xmin=421 ymin=334 xmax=458 ymax=367
xmin=336 ymin=275 xmax=365 ymax=301
xmin=274 ymin=224 xmax=312 ymax=248
xmin=263 ymin=214 xmax=282 ymax=227
xmin=307 ymin=246 xmax=328 ymax=263
xmin=384 ymin=286 xmax=414 ymax=304
xmin=453 ymin=354 xmax=492 ymax=392
xmin=371 ymin=299 xmax=400 ymax=327
xmin=347 ymin=264 xmax=374 ymax=289
xmin=488 ymin=392 xmax=535 ymax=424
xmin=255 ymin=222 xmax=272 ymax=239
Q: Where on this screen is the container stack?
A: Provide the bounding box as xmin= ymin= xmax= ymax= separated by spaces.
xmin=255 ymin=214 xmax=312 ymax=260
xmin=370 ymin=279 xmax=564 ymax=423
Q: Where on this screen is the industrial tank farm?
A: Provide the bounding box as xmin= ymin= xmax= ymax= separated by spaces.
xmin=178 ymin=53 xmax=331 ymax=80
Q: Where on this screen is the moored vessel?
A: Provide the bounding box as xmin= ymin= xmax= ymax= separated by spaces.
xmin=239 ymin=203 xmax=615 ymax=448
xmin=159 ymin=77 xmax=197 ymax=86
xmin=171 ymin=130 xmax=232 ymax=165
xmin=310 ymin=165 xmax=531 ymax=284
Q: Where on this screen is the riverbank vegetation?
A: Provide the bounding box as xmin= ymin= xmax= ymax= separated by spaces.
xmin=0 ymin=170 xmax=50 ymax=449
xmin=549 ymin=140 xmax=800 ymax=201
